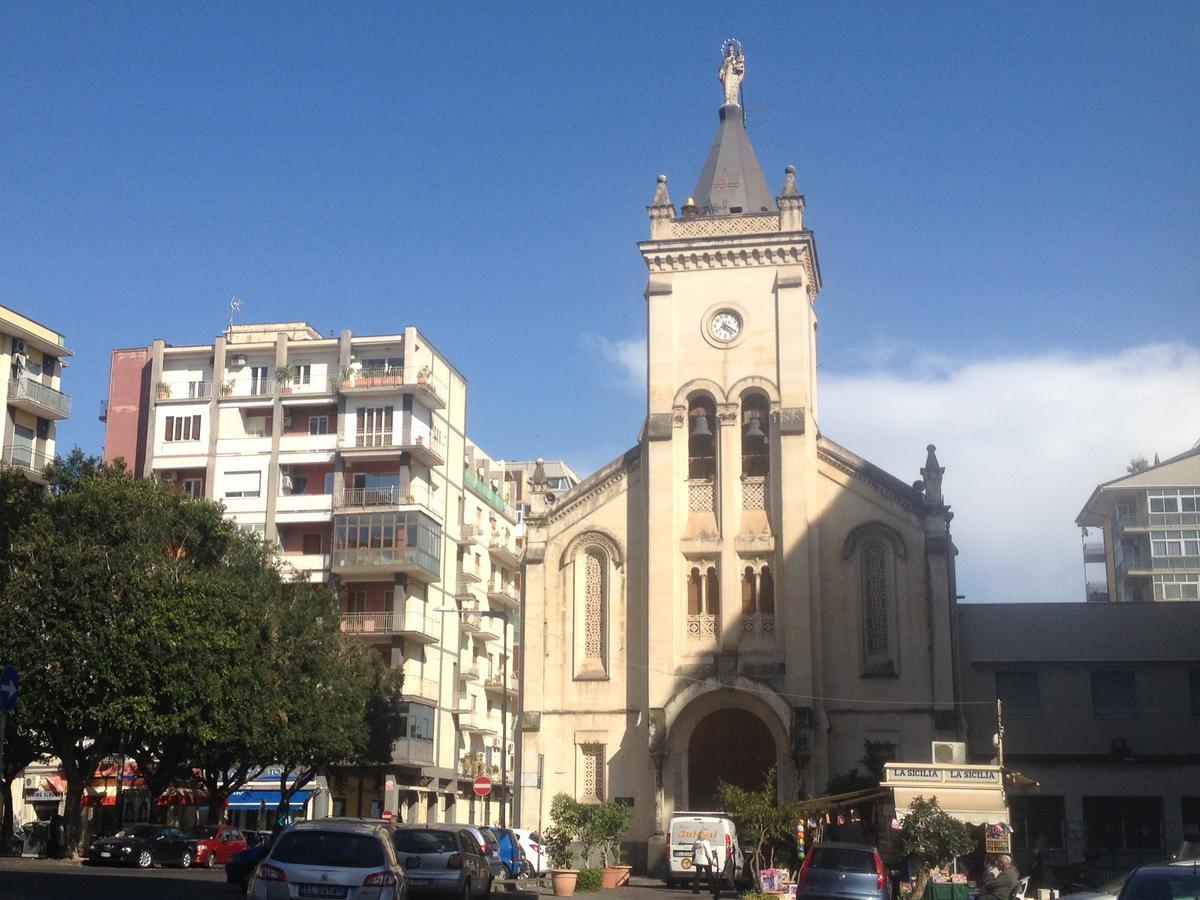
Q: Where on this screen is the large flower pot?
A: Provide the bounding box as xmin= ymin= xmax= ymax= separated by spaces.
xmin=601 ymin=865 xmax=632 ymax=888
xmin=552 ymin=869 xmax=580 ymax=897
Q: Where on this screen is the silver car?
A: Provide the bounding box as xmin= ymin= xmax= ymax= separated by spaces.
xmin=252 ymin=820 xmax=407 ymax=900
xmin=392 ymin=826 xmax=493 ymax=898
xmin=795 ymin=842 xmax=890 ymax=900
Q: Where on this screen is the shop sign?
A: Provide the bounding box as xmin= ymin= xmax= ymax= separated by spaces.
xmin=884 ymin=764 xmax=1001 ymax=786
xmin=25 ymin=790 xmax=62 ymax=802
xmin=985 ymin=834 xmax=1012 ymax=854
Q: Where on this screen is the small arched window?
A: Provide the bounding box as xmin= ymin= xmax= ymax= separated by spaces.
xmin=688 ymin=567 xmax=703 ymax=615
xmin=564 ymin=532 xmax=622 ymax=680
xmin=583 ymin=549 xmax=606 ymax=664
xmin=685 ymin=562 xmax=720 ymax=643
xmin=741 ymin=395 xmax=770 ymax=477
xmin=741 ymin=566 xmax=756 ymax=615
xmin=705 ymin=566 xmax=720 ymax=614
xmin=862 ymin=540 xmax=889 ymax=659
xmin=759 ymin=566 xmax=775 ymax=614
xmin=843 ymin=523 xmax=904 ymax=677
xmin=739 ymin=563 xmax=776 ymax=639
xmin=688 ymin=396 xmax=717 ymax=480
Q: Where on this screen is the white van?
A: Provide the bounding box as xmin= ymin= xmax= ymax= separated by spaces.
xmin=666 ymin=812 xmax=745 ymax=887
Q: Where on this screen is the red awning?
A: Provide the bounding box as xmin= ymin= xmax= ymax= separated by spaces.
xmin=81 ymin=793 xmax=116 ymax=807
xmin=156 ymin=787 xmax=204 ymax=806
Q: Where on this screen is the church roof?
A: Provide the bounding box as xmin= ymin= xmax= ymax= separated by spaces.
xmin=692 ymin=104 xmax=775 ymax=217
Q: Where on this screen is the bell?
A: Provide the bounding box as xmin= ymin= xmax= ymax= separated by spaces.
xmin=744 ymin=417 xmax=765 ymax=441
xmin=691 ymin=414 xmax=713 ymax=439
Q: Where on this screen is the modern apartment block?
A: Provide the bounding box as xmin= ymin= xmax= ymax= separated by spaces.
xmin=1 ymin=304 xmax=72 ymax=481
xmin=1076 ymin=444 xmax=1200 ymax=602
xmin=103 ymin=322 xmax=519 ymax=825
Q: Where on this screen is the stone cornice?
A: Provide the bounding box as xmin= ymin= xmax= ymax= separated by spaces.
xmin=638 ymin=233 xmax=819 ymax=299
xmin=817 ymin=436 xmax=926 ymax=516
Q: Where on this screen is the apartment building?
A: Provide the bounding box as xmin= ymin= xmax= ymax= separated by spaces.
xmin=2 ymin=303 xmax=71 ymax=480
xmin=103 ymin=322 xmax=519 ymax=825
xmin=1076 ymin=444 xmax=1200 ymax=602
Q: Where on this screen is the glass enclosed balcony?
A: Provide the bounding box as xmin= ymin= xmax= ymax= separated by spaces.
xmin=331 ymin=510 xmax=442 ymax=582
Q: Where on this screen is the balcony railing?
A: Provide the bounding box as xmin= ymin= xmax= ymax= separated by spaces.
xmin=335 ymin=484 xmax=437 ymax=512
xmin=391 ymin=737 xmax=435 ymax=766
xmin=455 ymin=524 xmax=482 ymax=545
xmin=485 ymin=585 xmax=519 ymax=610
xmin=342 ymin=424 xmax=447 ymax=463
xmin=2 ymin=444 xmax=53 ymax=476
xmin=8 ymin=377 xmax=71 ymax=418
xmin=686 ymin=613 xmax=718 ymax=641
xmin=222 ymin=378 xmax=274 ymax=399
xmin=400 ymin=676 xmax=440 ymax=703
xmin=338 ymin=366 xmax=447 ymax=408
xmin=157 ymin=381 xmax=213 ymax=401
xmin=464 ymin=469 xmax=515 ymax=519
xmin=1082 ymin=542 xmax=1106 ymax=562
xmin=1118 ymin=512 xmax=1200 ymax=529
xmin=331 ymin=545 xmax=440 ymax=581
xmin=1085 ymin=581 xmax=1110 ymax=602
xmin=339 ymin=610 xmax=437 ymax=641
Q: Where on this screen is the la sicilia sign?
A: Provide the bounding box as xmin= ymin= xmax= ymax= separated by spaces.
xmin=885 ymin=765 xmax=1001 ymax=784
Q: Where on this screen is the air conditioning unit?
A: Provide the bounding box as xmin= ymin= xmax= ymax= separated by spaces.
xmin=24 ymin=776 xmax=37 ymax=790
xmin=282 ymin=412 xmax=293 ymax=427
xmin=229 ymin=354 xmax=247 ymax=367
xmin=160 ymin=470 xmax=178 ymax=482
xmin=932 ymin=741 xmax=967 ymax=764
xmin=14 ymin=339 xmax=25 ymax=354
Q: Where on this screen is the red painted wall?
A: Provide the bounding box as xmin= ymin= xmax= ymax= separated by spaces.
xmin=104 ymin=348 xmax=151 ymax=475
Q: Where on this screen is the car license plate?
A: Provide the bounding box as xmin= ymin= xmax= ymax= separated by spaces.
xmin=409 ymin=878 xmax=432 ymax=888
xmin=99 ymin=851 xmax=112 ymax=858
xmin=298 ymin=885 xmax=348 ymax=898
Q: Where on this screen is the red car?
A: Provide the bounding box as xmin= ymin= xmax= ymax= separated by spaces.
xmin=185 ymin=825 xmax=247 ymax=868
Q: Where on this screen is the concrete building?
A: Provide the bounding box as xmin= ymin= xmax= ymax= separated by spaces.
xmin=958 ymin=601 xmax=1200 ymax=879
xmin=2 ymin=303 xmax=71 ymax=481
xmin=103 ymin=322 xmax=518 ymax=825
xmin=1076 ymin=445 xmax=1200 ymax=602
xmin=517 ymin=54 xmax=961 ymax=866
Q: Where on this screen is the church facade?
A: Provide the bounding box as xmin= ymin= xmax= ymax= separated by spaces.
xmin=517 ymin=54 xmax=961 ymax=865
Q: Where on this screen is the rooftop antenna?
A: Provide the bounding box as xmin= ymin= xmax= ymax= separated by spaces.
xmin=227 ymin=296 xmax=243 ymax=335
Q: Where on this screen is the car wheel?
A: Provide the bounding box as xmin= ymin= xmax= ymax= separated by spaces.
xmin=179 ymin=850 xmax=192 ymax=869
xmin=205 ymin=851 xmax=216 ymax=869
xmin=137 ymin=849 xmax=153 ymax=868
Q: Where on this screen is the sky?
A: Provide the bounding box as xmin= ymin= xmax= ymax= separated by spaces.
xmin=3 ymin=3 xmax=1198 ymax=604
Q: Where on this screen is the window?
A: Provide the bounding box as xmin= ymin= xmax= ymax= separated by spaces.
xmin=583 ymin=549 xmax=607 ymax=666
xmin=741 ymin=395 xmax=770 ymax=477
xmin=996 ymin=671 xmax=1041 ymax=718
xmin=345 ymin=591 xmax=366 ymax=613
xmin=309 ymin=415 xmax=329 ymax=435
xmin=244 ymin=413 xmax=272 ymax=437
xmin=1010 ymin=796 xmax=1065 ymax=851
xmin=296 ymin=364 xmax=311 ymax=385
xmin=686 ymin=563 xmax=720 ymax=641
xmin=1153 ymin=574 xmax=1199 ymax=600
xmin=863 ymin=540 xmax=890 ymax=658
xmin=356 ymin=406 xmax=393 ymax=447
xmin=249 ymin=366 xmax=269 ymax=394
xmin=580 ymin=743 xmax=605 ymax=802
xmin=1091 ymin=670 xmax=1137 ymax=718
xmin=1150 ymin=530 xmax=1200 ymax=558
xmin=1082 ymin=796 xmax=1163 ymax=851
xmin=845 ymin=524 xmax=904 ymax=677
xmin=687 ymin=396 xmax=717 ymax=481
xmin=223 ymin=471 xmax=261 ymax=498
xmin=302 ymin=533 xmax=323 ymax=555
xmin=164 ymin=414 xmax=202 ymax=442
xmin=182 ymin=478 xmax=203 ymax=499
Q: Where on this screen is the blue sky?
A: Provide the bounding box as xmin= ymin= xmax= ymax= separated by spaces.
xmin=3 ymin=3 xmax=1198 ymax=602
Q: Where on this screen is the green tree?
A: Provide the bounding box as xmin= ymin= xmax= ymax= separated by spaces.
xmin=718 ymin=768 xmax=798 ymax=891
xmin=545 ymin=792 xmax=585 ymax=870
xmin=899 ymin=796 xmax=976 ymax=900
xmin=1126 ymin=456 xmax=1151 ymax=474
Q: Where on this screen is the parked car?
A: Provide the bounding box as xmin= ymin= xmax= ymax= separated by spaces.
xmin=492 ymin=828 xmax=526 ymax=878
xmin=442 ymin=824 xmax=506 ymax=879
xmin=186 ymin=823 xmax=248 ymax=868
xmin=243 ymin=829 xmax=274 ymax=848
xmin=227 ymin=841 xmax=273 ymax=894
xmin=85 ymin=823 xmax=198 ymax=869
xmin=250 ymin=820 xmax=406 ymax=899
xmin=512 ymin=828 xmax=547 ymax=875
xmin=393 ymin=825 xmax=493 ymax=897
xmin=1115 ymin=864 xmax=1200 ymax=900
xmin=665 ymin=812 xmax=745 ymax=887
xmin=795 ymin=842 xmax=890 ymax=900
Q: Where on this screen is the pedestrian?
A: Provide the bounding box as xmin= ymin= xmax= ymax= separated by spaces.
xmin=48 ymin=813 xmax=68 ymax=859
xmin=691 ymin=836 xmax=717 ymax=897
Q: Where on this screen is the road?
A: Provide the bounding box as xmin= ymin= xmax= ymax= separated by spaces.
xmin=0 ymin=857 xmax=686 ymax=900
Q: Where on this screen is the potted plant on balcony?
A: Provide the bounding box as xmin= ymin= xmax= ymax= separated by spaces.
xmin=417 ymin=365 xmax=431 ymax=385
xmin=156 ymin=381 xmax=172 ymax=400
xmin=275 ymin=364 xmax=299 ymax=395
xmin=218 ymin=379 xmax=234 ymax=397
xmin=547 ymin=793 xmax=585 ymax=897
xmin=593 ymin=801 xmax=633 ymax=888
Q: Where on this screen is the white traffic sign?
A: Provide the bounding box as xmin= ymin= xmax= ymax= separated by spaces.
xmin=0 ymin=666 xmax=17 ymax=713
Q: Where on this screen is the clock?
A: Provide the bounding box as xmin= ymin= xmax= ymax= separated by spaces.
xmin=709 ymin=310 xmax=742 ymax=343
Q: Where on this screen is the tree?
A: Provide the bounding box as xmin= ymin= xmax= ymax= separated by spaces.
xmin=899 ymin=796 xmax=976 ymax=900
xmin=718 ymin=768 xmax=798 ymax=891
xmin=1126 ymin=456 xmax=1151 ymax=474
xmin=826 ymin=740 xmax=894 ymax=795
xmin=544 ymin=792 xmax=585 ymax=870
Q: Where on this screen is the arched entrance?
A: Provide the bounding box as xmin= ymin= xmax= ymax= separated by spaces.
xmin=687 ymin=708 xmax=776 ymax=810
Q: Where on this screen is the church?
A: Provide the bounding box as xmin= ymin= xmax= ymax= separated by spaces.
xmin=516 ymin=45 xmax=960 ymax=866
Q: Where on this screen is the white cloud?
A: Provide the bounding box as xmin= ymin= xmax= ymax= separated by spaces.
xmin=821 ymin=343 xmax=1200 ymax=603
xmin=584 ymin=334 xmax=647 ymax=394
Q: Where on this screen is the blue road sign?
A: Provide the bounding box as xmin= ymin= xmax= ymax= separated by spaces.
xmin=0 ymin=666 xmax=18 ymax=712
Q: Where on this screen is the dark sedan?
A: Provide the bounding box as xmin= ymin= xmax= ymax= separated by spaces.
xmin=86 ymin=823 xmax=198 ymax=869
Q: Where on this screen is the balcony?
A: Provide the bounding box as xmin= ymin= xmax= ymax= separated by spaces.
xmin=339 ymin=424 xmax=446 ymax=467
xmin=456 ymin=710 xmax=497 ymax=736
xmin=1082 ymin=542 xmax=1106 ymax=564
xmin=331 ymin=545 xmax=440 ymax=582
xmin=335 ymin=484 xmax=439 ymax=517
xmin=464 ymin=469 xmax=515 ymax=520
xmin=459 ymin=657 xmax=480 ymax=681
xmin=485 ymin=584 xmax=519 ymax=612
xmin=338 ymin=365 xmax=446 ymax=409
xmin=2 ymin=444 xmax=53 ymax=483
xmin=468 ymin=615 xmax=501 ymax=643
xmin=487 ymin=535 xmax=520 ymax=569
xmin=455 ymin=581 xmax=479 ymax=603
xmin=400 ymin=676 xmax=440 ymax=703
xmin=454 ymin=524 xmax=482 ymax=546
xmin=156 ymin=380 xmax=213 ymax=402
xmin=339 ymin=610 xmax=440 ymax=644
xmin=391 ymin=736 xmax=435 ymax=766
xmin=1118 ymin=512 xmax=1200 ymax=530
xmin=483 ymin=675 xmax=516 ymax=700
xmin=332 ymin=510 xmax=442 ymax=581
xmin=452 ymin=692 xmax=473 ymax=713
xmin=1086 ymin=581 xmax=1110 ymax=602
xmin=219 ymin=378 xmax=274 ymax=402
xmin=8 ymin=377 xmax=70 ymax=420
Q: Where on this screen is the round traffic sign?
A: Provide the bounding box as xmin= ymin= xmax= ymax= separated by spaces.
xmin=472 ymin=776 xmax=492 ymax=797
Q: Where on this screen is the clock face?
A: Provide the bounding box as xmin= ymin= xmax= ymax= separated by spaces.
xmin=709 ymin=310 xmax=742 ymax=342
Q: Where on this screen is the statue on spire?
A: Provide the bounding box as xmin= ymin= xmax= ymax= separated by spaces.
xmin=718 ymin=38 xmax=745 ymax=107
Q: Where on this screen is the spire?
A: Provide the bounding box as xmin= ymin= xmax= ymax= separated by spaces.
xmin=693 ymin=41 xmax=774 ymax=217
xmin=647 ymin=174 xmax=676 ymax=239
xmin=921 ymin=444 xmax=945 ymax=505
xmin=778 ymin=164 xmax=805 ymax=231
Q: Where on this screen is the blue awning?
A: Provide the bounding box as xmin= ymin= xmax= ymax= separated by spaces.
xmin=226 ymin=789 xmax=313 ymax=810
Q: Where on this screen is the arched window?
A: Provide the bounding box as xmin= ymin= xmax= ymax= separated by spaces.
xmin=843 ymin=523 xmax=905 ymax=677
xmin=741 ymin=394 xmax=770 ymax=477
xmin=739 ymin=563 xmax=776 ymax=639
xmin=862 ymin=540 xmax=889 ymax=659
xmin=688 ymin=567 xmax=703 ymax=615
xmin=563 ymin=532 xmax=622 ymax=680
xmin=705 ymin=566 xmax=720 ymax=614
xmin=583 ymin=549 xmax=606 ymax=664
xmin=688 ymin=396 xmax=717 ymax=481
xmin=741 ymin=566 xmax=756 ymax=615
xmin=685 ymin=562 xmax=720 ymax=642
xmin=760 ymin=566 xmax=774 ymax=614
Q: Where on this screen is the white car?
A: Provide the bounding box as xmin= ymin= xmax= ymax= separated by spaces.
xmin=511 ymin=828 xmax=548 ymax=875
xmin=251 ymin=820 xmax=407 ymax=899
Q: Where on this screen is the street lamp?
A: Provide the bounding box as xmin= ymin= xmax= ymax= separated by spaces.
xmin=434 ymin=605 xmax=510 ymax=827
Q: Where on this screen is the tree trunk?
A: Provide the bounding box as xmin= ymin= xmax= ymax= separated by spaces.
xmin=912 ymin=867 xmax=932 ymax=900
xmin=206 ymin=789 xmax=228 ymax=826
xmin=1 ymin=776 xmax=14 ymax=844
xmin=61 ymin=768 xmax=86 ymax=858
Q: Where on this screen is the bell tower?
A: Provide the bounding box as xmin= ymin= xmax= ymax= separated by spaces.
xmin=638 ymin=40 xmax=823 ymax=801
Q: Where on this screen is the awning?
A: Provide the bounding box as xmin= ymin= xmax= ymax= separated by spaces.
xmin=156 ymin=787 xmax=205 ymax=806
xmin=883 ymin=763 xmax=1009 ymax=826
xmin=226 ymin=789 xmax=314 ymax=810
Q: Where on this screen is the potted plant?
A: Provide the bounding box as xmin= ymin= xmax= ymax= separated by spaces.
xmin=338 ymin=365 xmax=356 ymax=389
xmin=275 ymin=364 xmax=299 ymax=394
xmin=156 ymin=381 xmax=172 ymax=400
xmin=218 ymin=379 xmax=234 ymax=397
xmin=417 ymin=365 xmax=431 ymax=384
xmin=548 ymin=793 xmax=585 ymax=897
xmin=593 ymin=801 xmax=633 ymax=888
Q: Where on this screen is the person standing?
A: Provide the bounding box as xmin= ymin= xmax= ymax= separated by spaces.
xmin=691 ymin=836 xmax=716 ymax=896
